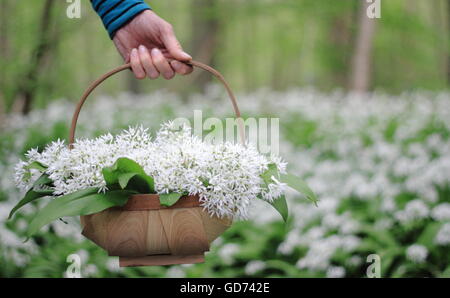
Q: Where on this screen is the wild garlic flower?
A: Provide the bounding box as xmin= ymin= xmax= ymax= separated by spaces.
xmin=406 ymin=244 xmax=428 ymax=263
xmin=14 ymin=122 xmax=287 ymax=220
xmin=435 ymin=223 xmax=450 ymax=246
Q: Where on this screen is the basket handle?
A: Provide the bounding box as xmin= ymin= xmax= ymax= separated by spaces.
xmin=69 ymin=60 xmax=245 ymax=148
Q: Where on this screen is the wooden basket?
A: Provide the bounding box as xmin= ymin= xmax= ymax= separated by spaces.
xmin=80 ymin=194 xmax=231 ymax=267
xmin=70 ymin=60 xmax=244 ymax=266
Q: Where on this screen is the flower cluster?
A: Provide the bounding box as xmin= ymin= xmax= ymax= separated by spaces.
xmin=14 ymin=122 xmax=287 ymax=220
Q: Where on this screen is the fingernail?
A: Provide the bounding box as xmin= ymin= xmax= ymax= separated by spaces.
xmin=151 ymin=48 xmax=160 ymax=55
xmin=138 ymin=45 xmax=146 ymax=53
xmin=181 ymin=51 xmax=192 ymax=60
xmin=171 ymin=61 xmax=180 ymax=71
xmin=131 ymin=48 xmax=138 ymax=56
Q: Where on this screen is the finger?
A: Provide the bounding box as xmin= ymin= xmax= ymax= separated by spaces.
xmin=161 ymin=24 xmax=192 ymax=61
xmin=151 ymin=48 xmax=175 ymax=80
xmin=170 ymin=60 xmax=193 ymax=76
xmin=138 ymin=45 xmax=159 ymax=79
xmin=130 ymin=48 xmax=146 ymax=80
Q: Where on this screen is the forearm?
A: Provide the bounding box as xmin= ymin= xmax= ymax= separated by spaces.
xmin=90 ymin=0 xmax=151 ymax=39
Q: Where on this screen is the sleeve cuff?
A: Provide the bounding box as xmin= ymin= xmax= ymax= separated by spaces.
xmin=91 ymin=0 xmax=152 ymax=39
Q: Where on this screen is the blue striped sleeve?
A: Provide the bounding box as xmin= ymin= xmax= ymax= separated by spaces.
xmin=91 ymin=0 xmax=151 ymax=39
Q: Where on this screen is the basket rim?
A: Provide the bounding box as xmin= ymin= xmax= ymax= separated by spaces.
xmin=122 ymin=194 xmax=201 ymax=211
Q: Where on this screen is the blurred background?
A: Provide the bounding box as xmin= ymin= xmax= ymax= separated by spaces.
xmin=0 ymin=0 xmax=449 ymax=277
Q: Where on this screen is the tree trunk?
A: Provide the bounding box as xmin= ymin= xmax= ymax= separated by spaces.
xmin=447 ymin=0 xmax=450 ymax=85
xmin=15 ymin=0 xmax=55 ymax=114
xmin=189 ymin=0 xmax=219 ymax=90
xmin=348 ymin=0 xmax=377 ymax=93
xmin=0 ymin=0 xmax=10 ymax=117
xmin=329 ymin=14 xmax=354 ymax=88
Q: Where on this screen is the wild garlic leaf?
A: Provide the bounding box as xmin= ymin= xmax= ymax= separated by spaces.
xmin=118 ymin=172 xmax=139 ymax=189
xmin=8 ymin=174 xmax=54 ymax=219
xmin=280 ymin=173 xmax=318 ymax=206
xmin=23 ymin=161 xmax=48 ymax=180
xmin=257 ymin=194 xmax=289 ymax=222
xmin=260 ymin=163 xmax=280 ymax=187
xmin=102 ymin=157 xmax=155 ymax=193
xmin=271 ymin=195 xmax=289 ymax=222
xmin=159 ymin=193 xmax=183 ymax=207
xmin=26 ymin=188 xmax=134 ymax=238
xmin=25 ymin=161 xmax=47 ymax=172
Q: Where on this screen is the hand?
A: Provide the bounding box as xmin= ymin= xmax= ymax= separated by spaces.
xmin=113 ymin=10 xmax=193 ymax=80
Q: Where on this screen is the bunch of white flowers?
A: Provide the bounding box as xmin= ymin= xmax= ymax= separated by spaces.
xmin=14 ymin=122 xmax=287 ymax=220
xmin=406 ymin=244 xmax=428 ymax=263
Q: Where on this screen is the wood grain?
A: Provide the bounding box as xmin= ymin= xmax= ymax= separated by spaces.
xmin=201 ymin=212 xmax=233 ymax=243
xmin=106 ymin=210 xmax=148 ymax=256
xmin=159 ymin=207 xmax=210 ymax=255
xmin=123 ymin=194 xmax=201 ymax=211
xmin=119 ymin=254 xmax=205 ymax=267
xmin=145 ymin=210 xmax=170 ymax=255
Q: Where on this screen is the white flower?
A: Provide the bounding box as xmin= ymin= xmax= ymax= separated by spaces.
xmin=84 ymin=264 xmax=99 ymax=277
xmin=431 ymin=203 xmax=450 ymax=221
xmin=105 ymin=258 xmax=121 ymax=273
xmin=218 ymin=243 xmax=240 ymax=265
xmin=406 ymin=244 xmax=428 ymax=263
xmin=326 ymin=266 xmax=346 ymax=278
xmin=395 ymin=200 xmax=429 ymax=223
xmin=166 ymin=266 xmax=186 ymax=278
xmin=435 ymin=223 xmax=450 ymax=246
xmin=245 ymin=260 xmax=266 ymax=275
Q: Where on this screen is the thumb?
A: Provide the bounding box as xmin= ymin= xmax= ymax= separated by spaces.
xmin=161 ymin=28 xmax=192 ymax=61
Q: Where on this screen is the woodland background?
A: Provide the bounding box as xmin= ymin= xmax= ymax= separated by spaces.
xmin=0 ymin=0 xmax=449 ymax=115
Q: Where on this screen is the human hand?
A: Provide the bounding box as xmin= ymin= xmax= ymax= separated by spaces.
xmin=113 ymin=10 xmax=193 ymax=80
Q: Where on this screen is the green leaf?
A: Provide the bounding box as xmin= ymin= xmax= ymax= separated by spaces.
xmin=280 ymin=173 xmax=318 ymax=206
xmin=159 ymin=193 xmax=183 ymax=207
xmin=23 ymin=161 xmax=48 ymax=180
xmin=118 ymin=172 xmax=139 ymax=189
xmin=33 ymin=174 xmax=53 ymax=186
xmin=439 ymin=266 xmax=450 ymax=278
xmin=118 ymin=172 xmax=153 ymax=193
xmin=101 ymin=167 xmax=119 ymax=186
xmin=260 ymin=164 xmax=290 ymax=222
xmin=261 ymin=163 xmax=280 ymax=186
xmin=26 ymin=188 xmax=134 ymax=238
xmin=417 ymin=222 xmax=442 ymax=249
xmin=9 ymin=190 xmax=47 ymax=220
xmin=271 ymin=195 xmax=289 ymax=222
xmin=102 ymin=157 xmax=155 ymax=193
xmin=25 ymin=161 xmax=47 ymax=172
xmin=8 ymin=174 xmax=54 ymax=219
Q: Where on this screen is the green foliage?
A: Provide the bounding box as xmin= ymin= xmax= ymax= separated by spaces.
xmin=269 ymin=195 xmax=289 ymax=223
xmin=280 ymin=173 xmax=318 ymax=206
xmin=102 ymin=157 xmax=155 ymax=193
xmin=159 ymin=193 xmax=184 ymax=207
xmin=8 ymin=173 xmax=52 ymax=219
xmin=27 ymin=188 xmax=134 ymax=238
xmin=1 ymin=0 xmax=448 ymax=113
xmin=260 ymin=163 xmax=317 ymax=222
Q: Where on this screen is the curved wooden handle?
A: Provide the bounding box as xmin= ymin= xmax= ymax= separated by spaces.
xmin=69 ymin=60 xmax=245 ymax=147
